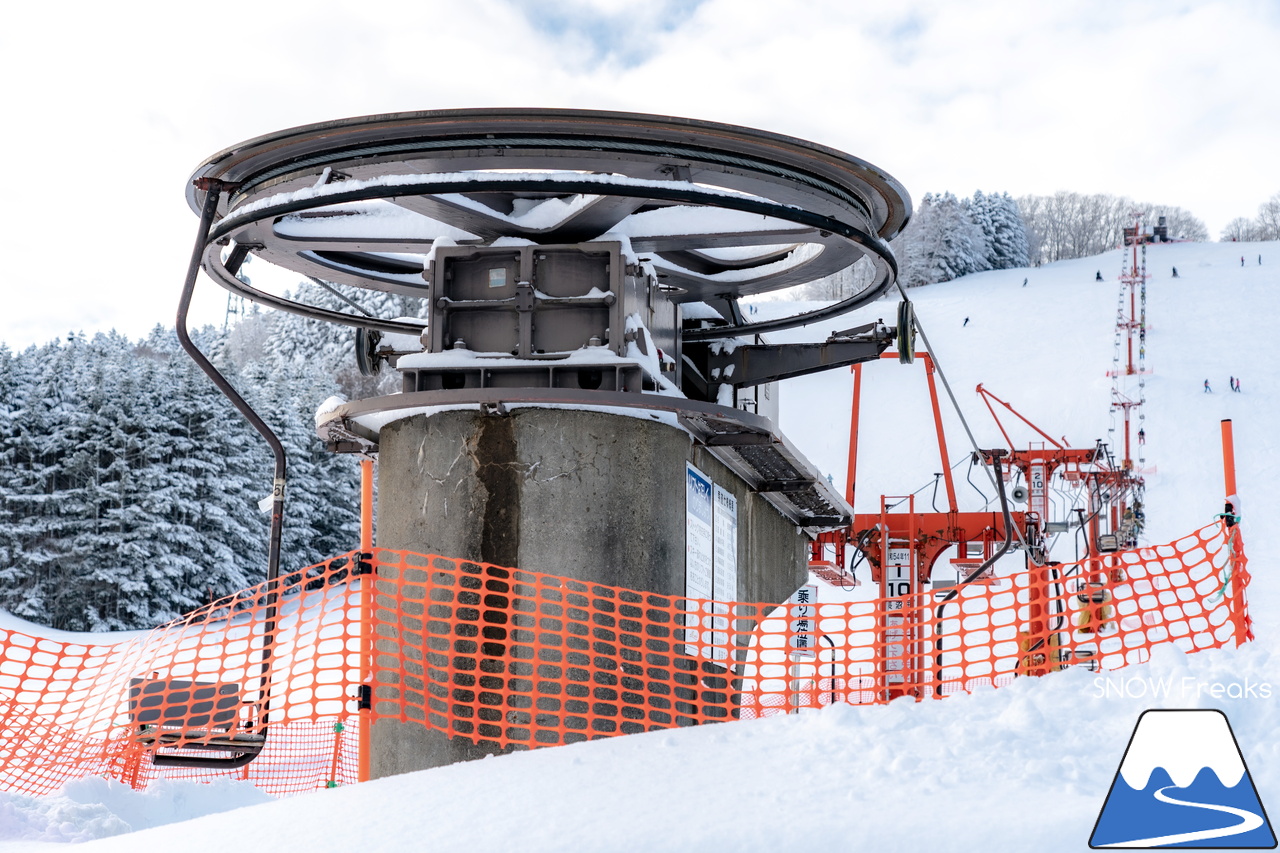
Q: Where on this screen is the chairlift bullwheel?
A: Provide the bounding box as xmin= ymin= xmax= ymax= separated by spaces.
xmin=189 ymin=109 xmax=909 ymax=343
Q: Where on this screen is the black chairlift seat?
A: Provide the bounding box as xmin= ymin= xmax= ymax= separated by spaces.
xmin=127 ymin=678 xmax=265 ymax=766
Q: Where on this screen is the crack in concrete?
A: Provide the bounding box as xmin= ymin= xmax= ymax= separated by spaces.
xmin=416 ymin=429 xmax=484 ymax=520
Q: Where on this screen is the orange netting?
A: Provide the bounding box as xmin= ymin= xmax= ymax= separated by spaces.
xmin=0 ymin=554 xmax=366 ymax=796
xmin=0 ymin=522 xmax=1250 ymax=797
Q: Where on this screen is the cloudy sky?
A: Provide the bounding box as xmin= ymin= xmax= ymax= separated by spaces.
xmin=2 ymin=0 xmax=1277 ymax=349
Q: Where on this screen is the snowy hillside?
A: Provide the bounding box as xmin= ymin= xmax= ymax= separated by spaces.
xmin=778 ymin=240 xmax=1279 ymax=612
xmin=1 ymin=240 xmax=1277 ymax=852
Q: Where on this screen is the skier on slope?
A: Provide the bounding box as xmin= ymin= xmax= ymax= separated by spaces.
xmin=1204 ymin=379 xmax=1212 ymax=393
xmin=1096 ymin=271 xmax=1104 ymax=281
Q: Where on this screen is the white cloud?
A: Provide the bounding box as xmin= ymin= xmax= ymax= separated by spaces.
xmin=1 ymin=0 xmax=1277 ymax=347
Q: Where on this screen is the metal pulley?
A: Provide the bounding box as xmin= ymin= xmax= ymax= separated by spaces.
xmin=355 ymin=327 xmax=384 ymax=376
xmin=896 ymin=300 xmax=916 ymax=363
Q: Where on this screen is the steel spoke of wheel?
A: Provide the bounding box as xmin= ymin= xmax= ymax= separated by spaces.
xmin=189 ymin=108 xmax=910 ymax=337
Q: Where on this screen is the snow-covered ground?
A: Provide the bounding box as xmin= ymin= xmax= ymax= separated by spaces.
xmin=1 ymin=240 xmax=1277 ymax=851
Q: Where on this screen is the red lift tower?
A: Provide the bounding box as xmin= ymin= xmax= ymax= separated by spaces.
xmin=1110 ymin=213 xmax=1151 ymax=473
xmin=813 ymin=353 xmax=1034 ymax=699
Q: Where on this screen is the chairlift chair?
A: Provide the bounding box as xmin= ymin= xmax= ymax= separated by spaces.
xmin=127 ymin=678 xmax=266 ymax=768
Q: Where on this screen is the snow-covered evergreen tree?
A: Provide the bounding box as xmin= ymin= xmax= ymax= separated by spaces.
xmin=4 ymin=335 xmax=96 ymax=628
xmin=0 ymin=345 xmax=28 ymax=596
xmin=893 ymin=192 xmax=991 ymax=287
xmin=0 ymin=309 xmax=365 ymax=630
xmin=969 ymin=191 xmax=1030 ymax=269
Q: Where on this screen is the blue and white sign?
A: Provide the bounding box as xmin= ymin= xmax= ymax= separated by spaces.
xmin=708 ymin=484 xmax=738 ymax=659
xmin=683 ymin=464 xmax=716 ymax=658
xmin=685 ymin=463 xmax=715 ymax=602
xmin=712 ymin=485 xmax=738 ymax=602
xmin=1090 ymin=710 xmax=1276 ymax=848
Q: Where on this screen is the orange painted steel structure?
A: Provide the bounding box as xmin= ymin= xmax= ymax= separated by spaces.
xmin=826 ymin=354 xmax=1029 ymax=586
xmin=974 ymin=384 xmax=1109 ymax=549
xmin=1221 ymin=419 xmax=1238 ymax=500
xmin=973 ymin=384 xmax=1148 ymax=641
xmin=0 ymin=519 xmax=1251 ymax=798
xmin=1219 ymin=419 xmax=1252 ymax=644
xmin=975 ymin=383 xmax=1150 ymax=575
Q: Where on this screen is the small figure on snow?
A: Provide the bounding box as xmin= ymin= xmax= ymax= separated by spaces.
xmin=1241 ymin=256 xmax=1246 ymax=267
xmin=1232 ymin=377 xmax=1242 ymax=393
xmin=1022 ymin=277 xmax=1028 ymax=287
xmin=963 ymin=317 xmax=970 ymax=327
xmin=1096 ymin=271 xmax=1104 ymax=281
xmin=1171 ymin=266 xmax=1178 ymax=278
xmin=1138 ymin=428 xmax=1145 ymax=445
xmin=1204 ymin=379 xmax=1212 ymax=393
xmin=1229 ymin=375 xmax=1235 ymax=392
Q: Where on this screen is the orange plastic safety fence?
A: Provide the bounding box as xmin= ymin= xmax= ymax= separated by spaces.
xmin=739 ymin=521 xmax=1251 ymax=715
xmin=367 ymin=552 xmax=774 ymax=747
xmin=0 ymin=521 xmax=1251 ymax=797
xmin=367 ymin=520 xmax=1250 ymax=740
xmin=0 ymin=553 xmax=366 ymax=797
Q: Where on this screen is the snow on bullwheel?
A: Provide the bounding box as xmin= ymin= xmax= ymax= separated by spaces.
xmin=190 ymin=108 xmax=909 ymax=342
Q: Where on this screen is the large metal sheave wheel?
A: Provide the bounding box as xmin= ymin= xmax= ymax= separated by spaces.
xmin=189 ymin=108 xmax=911 ymax=339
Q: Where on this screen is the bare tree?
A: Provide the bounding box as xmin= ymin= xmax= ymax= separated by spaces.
xmin=1256 ymin=192 xmax=1280 ymax=240
xmin=1220 ymin=217 xmax=1261 ymax=242
xmin=1017 ymin=194 xmax=1046 ymax=265
xmin=1018 ymin=192 xmax=1208 ymax=263
xmin=1146 ymin=206 xmax=1209 ymax=242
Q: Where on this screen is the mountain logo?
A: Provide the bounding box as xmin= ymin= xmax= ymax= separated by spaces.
xmin=1091 ymin=709 xmax=1276 ymax=848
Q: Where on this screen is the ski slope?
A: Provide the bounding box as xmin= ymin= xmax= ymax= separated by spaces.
xmin=1 ymin=240 xmax=1277 ymax=852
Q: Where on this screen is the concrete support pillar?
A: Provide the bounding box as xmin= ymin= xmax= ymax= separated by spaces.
xmin=369 ymin=407 xmax=806 ymax=777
